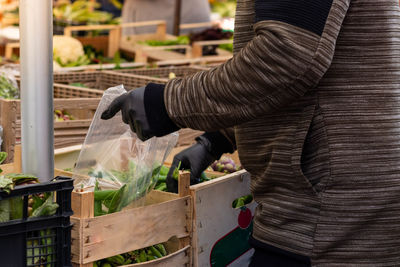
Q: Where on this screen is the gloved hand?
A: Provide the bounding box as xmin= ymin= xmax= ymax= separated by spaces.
xmin=101 ymin=84 xmax=179 ymax=141
xmin=166 ymin=132 xmax=235 ymax=193
xmin=101 ymin=86 xmax=153 ymax=140
xmin=166 ymin=142 xmax=216 ymax=193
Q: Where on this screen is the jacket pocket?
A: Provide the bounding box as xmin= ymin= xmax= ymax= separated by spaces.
xmin=291 ymin=102 xmax=330 ymax=195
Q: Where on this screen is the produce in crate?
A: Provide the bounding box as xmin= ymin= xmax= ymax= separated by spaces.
xmin=0 ymin=70 xmax=19 ymax=99
xmin=53 ymin=35 xmax=90 ymax=67
xmin=210 ymin=156 xmax=240 ymax=173
xmin=53 ymin=0 xmax=114 ymax=24
xmin=54 ymin=109 xmax=74 ymax=121
xmin=95 ymin=243 xmax=169 ymax=266
xmin=189 ymin=27 xmax=233 ymax=56
xmin=153 ymin=163 xmax=219 ymax=192
xmin=0 ymin=152 xmax=59 ymax=222
xmin=73 ymin=85 xmax=178 ymax=215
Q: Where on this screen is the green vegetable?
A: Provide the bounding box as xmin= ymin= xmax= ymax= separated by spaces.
xmin=219 ymin=43 xmax=233 ymax=52
xmin=40 ymin=229 xmax=54 ymax=265
xmin=53 ymin=0 xmax=113 ymax=24
xmin=94 ymin=181 xmax=104 ymax=217
xmin=150 ymin=245 xmax=163 ymax=258
xmin=106 ymin=254 xmax=125 ymax=265
xmin=9 ymin=196 xmax=23 ymax=220
xmin=69 ymin=82 xmax=88 ymax=88
xmin=232 ymin=194 xmax=253 ymax=209
xmin=5 ymin=173 xmax=38 ymax=185
xmin=32 ymin=194 xmax=46 ymax=212
xmin=107 ymin=184 xmax=126 ymax=214
xmin=101 ymin=263 xmax=112 ymax=267
xmin=0 ymin=200 xmax=10 ymax=222
xmin=0 ymin=74 xmax=19 ymax=99
xmin=139 ymin=249 xmax=147 ymax=262
xmin=172 ymin=162 xmax=182 ymax=181
xmin=26 ymin=240 xmax=41 ymax=265
xmin=155 ymin=183 xmax=167 ymax=191
xmin=31 ymin=194 xmax=59 ymax=217
xmin=200 ymin=172 xmax=211 ymax=182
xmin=94 ymin=189 xmax=117 ymax=201
xmin=0 ymin=152 xmax=7 ymax=165
xmin=93 ymin=262 xmax=99 ymax=267
xmin=0 ymin=176 xmax=14 ymax=194
xmin=143 ymin=36 xmax=190 ymax=46
xmin=123 ymin=258 xmax=132 ymax=265
xmin=147 ymin=255 xmax=156 ymax=261
xmin=159 ymin=165 xmax=170 ymax=176
xmin=155 ymin=244 xmax=167 ymax=256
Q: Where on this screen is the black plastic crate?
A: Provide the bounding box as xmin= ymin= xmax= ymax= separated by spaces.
xmin=0 ymin=177 xmax=74 ymax=267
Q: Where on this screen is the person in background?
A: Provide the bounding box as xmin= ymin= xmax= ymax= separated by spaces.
xmin=97 ymin=0 xmax=124 ymax=17
xmin=102 ymin=0 xmax=400 ymax=265
xmin=121 ymin=0 xmax=211 ymax=35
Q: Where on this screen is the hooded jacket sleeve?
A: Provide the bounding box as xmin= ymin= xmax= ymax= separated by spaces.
xmin=161 ymin=0 xmax=351 ymax=131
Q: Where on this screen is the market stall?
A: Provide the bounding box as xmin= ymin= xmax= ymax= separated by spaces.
xmin=0 ymin=1 xmax=256 ymax=266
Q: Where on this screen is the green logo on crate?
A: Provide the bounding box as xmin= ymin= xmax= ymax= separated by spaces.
xmin=210 ymin=207 xmax=253 ymax=267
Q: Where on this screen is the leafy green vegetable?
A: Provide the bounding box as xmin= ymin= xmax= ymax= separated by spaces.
xmin=31 ymin=194 xmax=59 ymax=218
xmin=0 ymin=200 xmax=10 ymax=222
xmin=142 ymin=36 xmax=190 ymax=46
xmin=69 ymin=82 xmax=88 ymax=88
xmin=172 ymin=162 xmax=182 ymax=181
xmin=0 ymin=74 xmax=19 ymax=99
xmin=0 ymin=176 xmax=14 ymax=194
xmin=0 ymin=152 xmax=7 ymax=165
xmin=219 ymin=43 xmax=233 ymax=52
xmin=232 ymin=194 xmax=253 ymax=209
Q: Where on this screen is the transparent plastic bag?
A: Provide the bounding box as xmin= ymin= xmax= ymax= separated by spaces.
xmin=73 ymin=85 xmax=178 ymax=215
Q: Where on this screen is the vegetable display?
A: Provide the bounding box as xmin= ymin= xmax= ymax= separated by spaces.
xmin=141 ymin=35 xmax=190 ymax=47
xmin=53 ymin=35 xmax=90 ymax=67
xmin=0 ymin=72 xmax=19 ymax=99
xmin=153 ymin=163 xmax=214 ymax=192
xmin=210 ymin=0 xmax=237 ymax=18
xmin=54 ymin=109 xmax=74 ymax=121
xmin=89 ymin=162 xmax=162 ymax=217
xmin=189 ymin=27 xmax=233 ymax=56
xmin=95 ymin=243 xmax=169 ymax=266
xmin=0 ymin=152 xmax=59 ymax=222
xmin=53 ymin=0 xmax=114 ymax=24
xmin=211 ymin=156 xmax=240 ymax=173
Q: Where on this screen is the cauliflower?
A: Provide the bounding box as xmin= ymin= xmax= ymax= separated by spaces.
xmin=53 ymin=35 xmax=89 ymax=67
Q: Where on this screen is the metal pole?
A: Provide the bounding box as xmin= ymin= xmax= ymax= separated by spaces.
xmin=173 ymin=0 xmax=182 ymax=36
xmin=19 ymin=0 xmax=54 ymax=182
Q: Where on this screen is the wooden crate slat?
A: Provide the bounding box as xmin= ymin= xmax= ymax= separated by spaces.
xmin=74 ymin=195 xmax=190 ymax=264
xmin=111 ymin=66 xmax=207 ymax=79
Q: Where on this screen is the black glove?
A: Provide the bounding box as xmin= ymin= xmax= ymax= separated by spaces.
xmin=166 ymin=132 xmax=235 ymax=193
xmin=166 ymin=142 xmax=216 ymax=193
xmin=101 ymin=83 xmax=179 ymax=141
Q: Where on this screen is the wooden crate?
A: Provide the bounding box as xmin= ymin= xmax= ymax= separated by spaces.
xmin=166 ymin=147 xmax=256 ymax=267
xmin=53 ymin=70 xmax=166 ymax=90
xmin=111 ymin=65 xmax=208 ymax=81
xmin=0 ymin=83 xmax=103 ymax=162
xmin=70 ymin=171 xmax=192 ymax=267
xmin=55 ymin=139 xmax=253 ymax=267
xmin=64 ymin=20 xmax=192 ymax=64
xmin=64 ymin=21 xmax=233 ymax=64
xmin=63 ymin=24 xmax=120 ymax=58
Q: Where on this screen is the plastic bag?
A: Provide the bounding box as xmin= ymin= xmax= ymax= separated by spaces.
xmin=73 ymin=85 xmax=178 ymax=215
